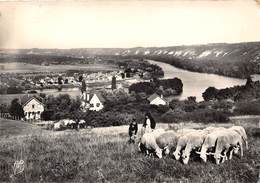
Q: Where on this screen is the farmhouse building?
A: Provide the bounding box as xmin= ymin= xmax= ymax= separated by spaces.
xmin=147 ymin=93 xmax=168 ymax=106
xmin=21 ymin=96 xmax=44 ymax=120
xmin=81 ymin=91 xmax=105 ymax=111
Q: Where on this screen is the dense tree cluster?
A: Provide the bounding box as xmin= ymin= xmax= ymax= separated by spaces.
xmin=116 ymin=61 xmax=163 ymax=79
xmin=234 ymin=99 xmax=260 ymax=115
xmin=129 ymin=78 xmax=183 ymax=96
xmin=41 ymin=94 xmax=81 ymax=121
xmin=202 ymin=79 xmax=260 ymax=101
xmin=161 ymin=98 xmax=230 ymax=123
xmin=8 ymin=98 xmax=25 ymax=120
xmin=0 ymin=86 xmax=24 ymax=94
xmin=111 ymin=76 xmax=116 ymax=90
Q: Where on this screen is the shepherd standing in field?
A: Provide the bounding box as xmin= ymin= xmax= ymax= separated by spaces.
xmin=128 ymin=118 xmax=138 ymax=143
xmin=141 ymin=112 xmax=156 ymax=136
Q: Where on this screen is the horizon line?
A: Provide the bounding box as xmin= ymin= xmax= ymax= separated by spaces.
xmin=1 ymin=41 xmax=260 ymax=50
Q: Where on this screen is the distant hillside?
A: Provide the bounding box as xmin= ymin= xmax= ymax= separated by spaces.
xmin=112 ymin=42 xmax=260 ymax=78
xmin=1 ymin=42 xmax=260 ymax=78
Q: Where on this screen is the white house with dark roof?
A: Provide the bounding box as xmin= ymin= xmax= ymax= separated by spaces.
xmin=22 ymin=96 xmax=44 ymax=120
xmin=81 ymin=91 xmax=105 ymax=111
xmin=147 ymin=93 xmax=168 ymax=106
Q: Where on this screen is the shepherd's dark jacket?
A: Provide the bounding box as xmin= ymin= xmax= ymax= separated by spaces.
xmin=129 ymin=123 xmax=138 ymax=136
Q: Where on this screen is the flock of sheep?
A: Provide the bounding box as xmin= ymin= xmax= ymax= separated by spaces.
xmin=138 ymin=126 xmax=248 ymax=165
xmin=51 ymin=120 xmax=248 ymax=165
xmin=53 ymin=119 xmax=87 ymax=130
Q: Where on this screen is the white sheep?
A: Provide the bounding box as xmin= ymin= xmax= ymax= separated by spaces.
xmin=173 ymin=130 xmax=200 ymax=160
xmin=181 ymin=130 xmax=208 ymax=164
xmin=156 ymin=130 xmax=179 ymax=155
xmin=214 ymin=129 xmax=243 ymax=164
xmin=138 ymin=129 xmax=165 ymax=158
xmin=228 ymin=126 xmax=248 ymax=150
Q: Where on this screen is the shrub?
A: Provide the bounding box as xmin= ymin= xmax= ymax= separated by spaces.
xmin=84 ymin=111 xmax=135 ymax=127
xmin=0 ymin=87 xmax=7 ymax=94
xmin=41 ymin=110 xmax=54 ymax=121
xmin=160 ymin=108 xmax=229 ymax=124
xmin=202 ymin=87 xmax=219 ymax=101
xmin=183 ymin=100 xmax=198 ymax=112
xmin=160 ymin=109 xmax=186 ymax=123
xmin=185 ymin=109 xmax=230 ymax=123
xmin=27 ymin=90 xmax=38 ymax=94
xmin=235 ymin=100 xmax=260 ymax=115
xmin=6 ymin=87 xmax=24 ymax=94
xmin=9 ymin=98 xmax=25 ymax=120
xmin=129 ymin=78 xmax=183 ymax=96
xmin=156 ymin=105 xmax=170 ymax=114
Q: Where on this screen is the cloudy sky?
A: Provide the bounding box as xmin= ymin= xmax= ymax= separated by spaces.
xmin=1 ymin=0 xmax=260 ymax=49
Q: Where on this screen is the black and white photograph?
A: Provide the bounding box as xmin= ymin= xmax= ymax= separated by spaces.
xmin=0 ymin=0 xmax=260 ymax=182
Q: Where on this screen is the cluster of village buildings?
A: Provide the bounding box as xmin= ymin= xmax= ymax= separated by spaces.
xmin=24 ymin=70 xmax=139 ymax=88
xmin=21 ymin=91 xmax=168 ymax=121
xmin=0 ymin=71 xmax=127 ymax=89
xmin=34 ymin=71 xmax=121 ymax=87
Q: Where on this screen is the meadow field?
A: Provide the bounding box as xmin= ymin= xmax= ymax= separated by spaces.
xmin=0 ymin=62 xmax=118 ymax=73
xmin=0 ymin=118 xmax=260 ymax=183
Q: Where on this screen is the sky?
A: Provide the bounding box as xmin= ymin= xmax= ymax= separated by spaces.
xmin=1 ymin=0 xmax=260 ymax=49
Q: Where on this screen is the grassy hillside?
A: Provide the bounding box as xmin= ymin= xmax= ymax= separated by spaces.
xmin=0 ymin=118 xmax=44 ymax=138
xmin=0 ymin=119 xmax=259 ymax=182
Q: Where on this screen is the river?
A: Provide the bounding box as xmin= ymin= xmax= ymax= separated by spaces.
xmin=148 ymin=60 xmax=248 ymax=101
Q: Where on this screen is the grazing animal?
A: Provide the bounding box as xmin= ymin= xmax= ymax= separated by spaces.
xmin=229 ymin=126 xmax=248 ymax=150
xmin=79 ymin=119 xmax=86 ymax=129
xmin=62 ymin=119 xmax=76 ymax=129
xmin=53 ymin=121 xmax=64 ymax=131
xmin=139 ymin=128 xmax=165 ymax=140
xmin=196 ymin=129 xmax=225 ymax=163
xmin=156 ymin=130 xmax=179 ymax=155
xmin=70 ymin=120 xmax=78 ymax=130
xmin=182 ymin=130 xmax=208 ymax=164
xmin=214 ymin=129 xmax=243 ymax=165
xmin=62 ymin=119 xmax=71 ymax=126
xmin=173 ymin=130 xmax=199 ymax=160
xmin=139 ymin=132 xmax=163 ymax=158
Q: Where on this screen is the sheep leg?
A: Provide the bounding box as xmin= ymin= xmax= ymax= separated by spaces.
xmin=245 ymin=140 xmax=249 ymax=150
xmin=145 ymin=149 xmax=149 ymax=156
xmin=239 ymin=141 xmax=243 ymax=157
xmin=229 ymin=149 xmax=234 ymax=160
xmin=221 ymin=149 xmax=228 ymax=163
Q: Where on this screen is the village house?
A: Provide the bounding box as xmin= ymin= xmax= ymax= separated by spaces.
xmin=81 ymin=91 xmax=105 ymax=111
xmin=147 ymin=93 xmax=168 ymax=106
xmin=21 ymin=96 xmax=44 ymax=121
